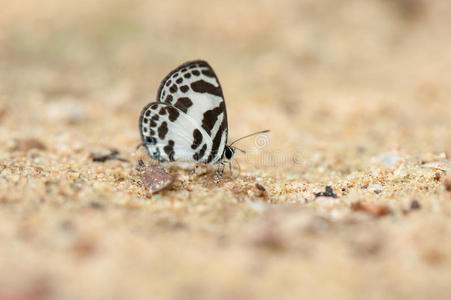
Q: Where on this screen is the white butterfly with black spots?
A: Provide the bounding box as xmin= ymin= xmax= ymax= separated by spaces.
xmin=139 ymin=60 xmax=266 ymax=180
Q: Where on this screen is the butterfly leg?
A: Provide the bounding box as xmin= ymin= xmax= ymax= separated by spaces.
xmin=215 ymin=161 xmax=226 ymax=183
xmin=221 ymin=163 xmax=226 ymax=176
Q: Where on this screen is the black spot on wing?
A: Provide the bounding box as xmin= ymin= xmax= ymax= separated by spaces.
xmin=176 ymin=78 xmax=183 ymax=84
xmin=174 ymin=97 xmax=193 ymax=113
xmin=164 ymin=140 xmax=175 ymax=161
xmin=192 ymin=70 xmax=200 ymax=76
xmin=145 ymin=110 xmax=151 ymax=117
xmin=164 ymin=95 xmax=173 ymax=104
xmin=158 ymin=121 xmax=168 ymax=139
xmin=150 ymin=115 xmax=159 ymax=127
xmin=184 ymin=73 xmax=191 ymax=79
xmin=191 ymin=80 xmax=222 ymax=97
xmin=193 ymin=144 xmax=207 ymax=161
xmin=165 ymin=80 xmax=172 ymax=87
xmin=199 ymin=144 xmax=207 ymax=159
xmin=170 ymin=85 xmax=178 ymax=93
xmin=206 ymin=129 xmax=224 ymax=163
xmin=167 ymin=106 xmax=179 ymax=122
xmin=180 ymin=85 xmax=189 ymax=93
xmin=201 ymin=102 xmax=225 ymax=135
xmin=191 ymin=129 xmax=202 ymax=149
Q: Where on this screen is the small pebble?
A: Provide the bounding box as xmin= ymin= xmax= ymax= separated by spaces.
xmin=351 ymin=201 xmax=391 ymax=216
xmin=368 ymin=184 xmax=383 ymax=194
xmin=433 ymin=172 xmax=441 ymax=181
xmin=255 ymin=183 xmax=266 ymax=192
xmin=255 ymin=183 xmax=268 ymax=199
xmin=410 ymin=200 xmax=421 ymax=210
xmin=138 ymin=160 xmax=173 ymax=194
xmin=92 ymin=149 xmax=128 ymax=163
xmin=444 ymin=175 xmax=451 ymax=192
xmin=314 ymin=186 xmax=337 ymax=198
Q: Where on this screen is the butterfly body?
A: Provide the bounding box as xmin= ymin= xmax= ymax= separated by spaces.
xmin=139 ymin=60 xmax=232 ymax=175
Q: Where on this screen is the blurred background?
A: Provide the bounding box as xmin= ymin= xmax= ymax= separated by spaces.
xmin=1 ymin=0 xmax=451 ymax=299
xmin=1 ymin=0 xmax=450 ymax=156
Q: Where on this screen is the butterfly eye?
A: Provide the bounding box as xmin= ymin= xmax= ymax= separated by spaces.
xmin=224 ymin=147 xmax=234 ymax=160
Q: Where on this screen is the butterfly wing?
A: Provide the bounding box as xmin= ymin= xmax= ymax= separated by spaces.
xmin=140 ymin=102 xmax=211 ymax=162
xmin=156 ymin=60 xmax=228 ymax=164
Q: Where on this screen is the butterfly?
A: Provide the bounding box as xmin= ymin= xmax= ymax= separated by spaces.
xmin=139 ymin=60 xmax=268 ymax=181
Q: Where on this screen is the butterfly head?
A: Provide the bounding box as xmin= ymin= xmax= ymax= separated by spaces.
xmin=223 ymin=145 xmax=236 ymax=161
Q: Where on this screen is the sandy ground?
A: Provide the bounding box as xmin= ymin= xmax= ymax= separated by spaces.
xmin=1 ymin=0 xmax=451 ymax=299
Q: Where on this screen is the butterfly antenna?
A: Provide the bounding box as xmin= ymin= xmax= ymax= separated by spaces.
xmin=234 ymin=146 xmax=246 ymax=154
xmin=229 ymin=129 xmax=270 ymax=146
